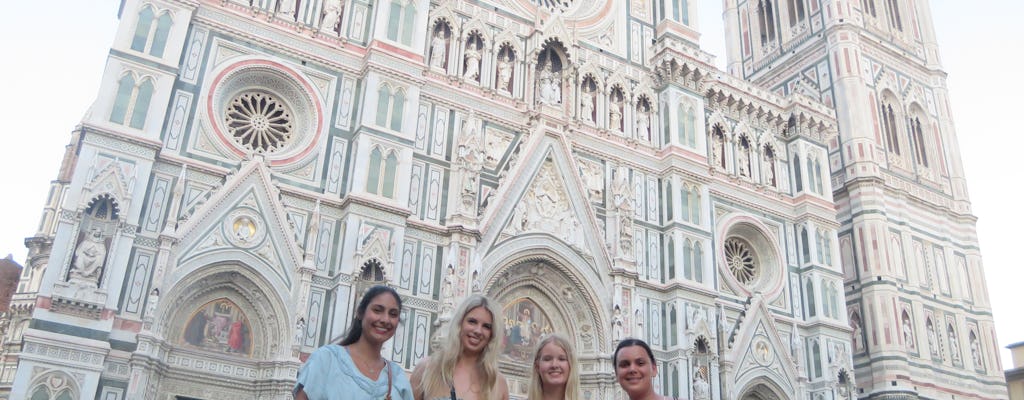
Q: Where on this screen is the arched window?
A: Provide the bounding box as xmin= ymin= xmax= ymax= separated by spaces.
xmin=683 ymin=239 xmax=693 ymax=280
xmin=908 ymin=112 xmax=929 ymax=167
xmin=680 ymin=185 xmax=690 ymax=222
xmin=886 ymin=0 xmax=903 ymax=31
xmin=815 ymin=229 xmax=825 ymax=264
xmin=676 ymin=103 xmax=688 ymax=144
xmin=665 ymin=181 xmax=674 ymax=221
xmin=693 ymin=242 xmax=703 ymax=283
xmin=391 ymin=89 xmax=406 ymax=131
xmin=375 ymin=84 xmax=405 ymax=132
xmin=667 ymin=238 xmax=676 ymax=280
xmin=669 ymin=305 xmax=679 ymax=346
xmin=881 ymin=100 xmax=901 ymax=155
xmin=131 ymin=6 xmax=173 ymax=57
xmin=757 ymin=0 xmax=778 ymax=46
xmin=800 ymin=227 xmax=811 ymax=264
xmin=863 ymin=0 xmax=877 ymax=18
xmin=805 ymin=278 xmax=816 ymax=317
xmin=810 ymin=340 xmax=822 ymax=378
xmin=366 ymin=147 xmax=399 ymax=198
xmin=110 ymin=73 xmax=154 ymax=129
xmin=689 ymin=186 xmax=700 ymax=224
xmin=386 ymin=0 xmax=417 ymax=45
xmin=823 ymin=232 xmax=833 ymax=265
xmin=375 ymin=85 xmax=392 ymax=127
xmin=788 ymin=0 xmax=806 ymax=27
xmin=813 ymin=158 xmax=824 ymax=194
xmin=672 ymin=0 xmax=689 ymax=24
xmin=793 ymin=153 xmax=803 ymax=191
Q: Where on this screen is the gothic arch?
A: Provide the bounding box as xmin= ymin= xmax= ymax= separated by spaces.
xmin=27 ymin=370 xmax=81 ymax=400
xmin=738 ymin=378 xmax=787 ymax=400
xmin=493 ymin=30 xmax=523 ymax=59
xmin=480 ymin=241 xmax=609 ymax=356
xmin=159 ymin=262 xmax=291 ymax=360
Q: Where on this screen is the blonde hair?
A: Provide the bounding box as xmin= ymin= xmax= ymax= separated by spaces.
xmin=527 ymin=334 xmax=581 ymax=400
xmin=421 ymin=294 xmax=505 ymax=399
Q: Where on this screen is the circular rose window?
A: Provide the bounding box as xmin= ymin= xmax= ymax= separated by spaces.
xmin=225 ymin=92 xmax=294 ymax=154
xmin=534 ymin=0 xmax=573 ymax=12
xmin=724 ymin=237 xmax=758 ymax=284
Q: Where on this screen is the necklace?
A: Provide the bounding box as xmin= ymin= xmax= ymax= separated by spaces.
xmin=348 ymin=347 xmax=385 ymax=377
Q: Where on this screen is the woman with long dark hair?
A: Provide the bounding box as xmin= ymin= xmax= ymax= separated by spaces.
xmin=613 ymin=338 xmax=675 ymax=400
xmin=410 ymin=294 xmax=509 ymax=400
xmin=294 ymin=285 xmax=413 ymax=400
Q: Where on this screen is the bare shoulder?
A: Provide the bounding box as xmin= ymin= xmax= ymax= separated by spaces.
xmin=496 ymin=373 xmax=509 ymax=400
xmin=410 ymin=357 xmax=432 ymax=400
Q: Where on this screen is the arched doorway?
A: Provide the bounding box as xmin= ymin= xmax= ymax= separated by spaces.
xmin=738 ymin=382 xmax=786 ymax=400
xmin=483 ymin=256 xmax=607 ymax=398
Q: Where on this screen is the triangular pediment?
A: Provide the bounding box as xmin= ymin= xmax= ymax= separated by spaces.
xmin=729 ymin=296 xmax=800 ymax=397
xmin=169 ymin=158 xmax=304 ymax=292
xmin=480 ymin=135 xmax=610 ymax=274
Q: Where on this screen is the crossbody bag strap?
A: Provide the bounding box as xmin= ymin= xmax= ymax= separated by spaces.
xmin=385 ymin=360 xmax=392 ymax=400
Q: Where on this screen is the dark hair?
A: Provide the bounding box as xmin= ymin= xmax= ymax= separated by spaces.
xmin=339 ymin=285 xmax=402 ymax=346
xmin=612 ymin=338 xmax=656 ymax=366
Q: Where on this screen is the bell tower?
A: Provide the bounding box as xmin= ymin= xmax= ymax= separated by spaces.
xmin=721 ymin=0 xmax=1006 ymax=399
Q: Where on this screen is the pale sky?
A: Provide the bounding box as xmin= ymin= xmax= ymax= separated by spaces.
xmin=1 ymin=1 xmax=1020 ymax=368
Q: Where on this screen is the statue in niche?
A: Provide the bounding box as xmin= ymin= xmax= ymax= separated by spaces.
xmin=791 ymin=329 xmax=804 ymax=373
xmin=146 ymin=288 xmax=160 ymax=319
xmin=762 ymin=151 xmax=776 ymax=186
xmin=612 ymin=306 xmax=624 ymax=341
xmin=636 ymin=104 xmax=651 ymax=141
xmin=737 ymin=143 xmax=750 ymax=177
xmin=970 ymin=337 xmax=982 ymax=367
xmin=278 ymin=0 xmax=297 ymax=16
xmin=851 ymin=318 xmax=862 ymax=351
xmin=927 ymin=321 xmax=938 ymax=357
xmin=456 ymin=117 xmax=483 ymax=212
xmin=902 ymin=316 xmax=915 ymax=349
xmin=692 ymin=372 xmax=710 ymax=400
xmin=430 ymin=29 xmax=448 ymax=70
xmin=69 ymin=228 xmax=107 ymax=285
xmin=949 ymin=329 xmax=961 ymax=362
xmin=713 ymin=133 xmax=726 ymax=168
xmin=320 ymin=0 xmax=343 ymax=33
xmin=538 ymin=63 xmax=561 ymax=105
xmin=581 ymin=91 xmax=595 ymax=123
xmin=463 ymin=39 xmax=482 ymax=82
xmin=610 ymin=99 xmax=623 ymax=132
xmin=295 ymin=317 xmax=306 ymax=345
xmin=612 ymin=168 xmax=634 ymax=255
xmin=441 ymin=265 xmax=455 ymax=313
xmin=497 ymin=52 xmax=513 ymax=93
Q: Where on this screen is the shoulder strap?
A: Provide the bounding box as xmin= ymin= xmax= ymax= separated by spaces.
xmin=385 ymin=360 xmax=392 ymax=400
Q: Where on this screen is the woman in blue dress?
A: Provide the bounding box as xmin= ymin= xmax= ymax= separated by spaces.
xmin=294 ymin=285 xmax=413 ymax=400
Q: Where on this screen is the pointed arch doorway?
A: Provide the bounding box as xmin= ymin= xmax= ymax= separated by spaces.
xmin=738 ymin=381 xmax=787 ymax=400
xmin=482 ymin=255 xmax=607 ymax=398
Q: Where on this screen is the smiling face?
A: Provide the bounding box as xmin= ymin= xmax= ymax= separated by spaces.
xmin=535 ymin=341 xmax=571 ymax=389
xmin=615 ymin=345 xmax=657 ymax=399
xmin=460 ymin=306 xmax=494 ymax=355
xmin=359 ymin=292 xmax=401 ymax=346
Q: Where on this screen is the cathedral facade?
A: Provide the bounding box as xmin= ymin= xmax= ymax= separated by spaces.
xmin=0 ymin=0 xmax=1000 ymax=399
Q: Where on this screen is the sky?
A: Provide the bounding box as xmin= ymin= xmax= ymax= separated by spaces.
xmin=1 ymin=1 xmax=1021 ymax=368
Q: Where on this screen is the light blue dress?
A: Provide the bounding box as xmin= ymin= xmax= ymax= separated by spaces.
xmin=295 ymin=344 xmax=414 ymax=400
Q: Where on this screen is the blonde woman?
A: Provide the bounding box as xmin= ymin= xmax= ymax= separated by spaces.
xmin=528 ymin=334 xmax=581 ymax=400
xmin=411 ymin=294 xmax=509 ymax=400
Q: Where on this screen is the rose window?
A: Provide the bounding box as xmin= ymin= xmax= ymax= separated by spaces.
xmin=724 ymin=237 xmax=758 ymax=284
xmin=224 ymin=92 xmax=293 ymax=154
xmin=534 ymin=0 xmax=573 ymax=12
